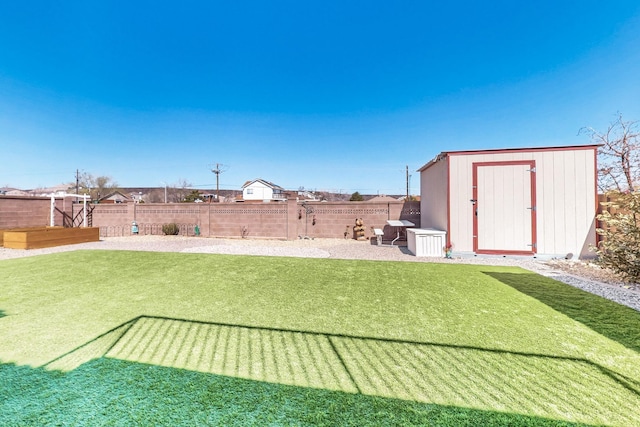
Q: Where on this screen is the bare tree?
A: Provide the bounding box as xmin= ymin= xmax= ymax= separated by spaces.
xmin=581 ymin=114 xmax=640 ymax=192
xmin=76 ymin=173 xmax=120 ymax=201
xmin=168 ymin=179 xmax=193 ymax=203
xmin=145 ymin=189 xmax=165 ymax=203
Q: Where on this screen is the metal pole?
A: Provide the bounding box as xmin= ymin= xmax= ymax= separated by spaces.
xmin=50 ymin=195 xmax=55 ymax=226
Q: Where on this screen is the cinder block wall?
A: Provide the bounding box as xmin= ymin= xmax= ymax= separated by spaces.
xmin=296 ymin=201 xmax=420 ymax=240
xmin=89 ymin=199 xmax=421 ymax=240
xmin=1 ymin=198 xmax=421 ymax=240
xmin=0 ymin=196 xmax=69 ymax=228
xmin=210 ymin=204 xmax=290 ymax=239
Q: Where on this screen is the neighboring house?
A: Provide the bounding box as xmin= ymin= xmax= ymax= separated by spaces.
xmin=98 ymin=191 xmax=131 ymax=204
xmin=1 ymin=187 xmax=29 ymax=196
xmin=367 ymin=195 xmax=399 ymax=203
xmin=241 ymin=179 xmax=287 ymax=201
xmin=31 ymin=184 xmax=71 ymax=197
xmin=397 ymin=195 xmax=420 ymax=202
xmin=418 ymin=144 xmax=600 ymax=259
xmin=297 ymin=190 xmax=322 ymax=201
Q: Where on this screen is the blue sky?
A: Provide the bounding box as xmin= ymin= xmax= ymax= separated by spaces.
xmin=1 ymin=1 xmax=639 ymax=195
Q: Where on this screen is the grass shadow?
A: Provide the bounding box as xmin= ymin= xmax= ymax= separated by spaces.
xmin=484 ymin=272 xmax=640 ymax=352
xmin=0 ymin=310 xmax=5 ymax=319
xmin=39 ymin=315 xmax=640 ymax=425
xmin=0 ymin=358 xmax=596 ymax=426
xmin=42 ymin=318 xmax=138 ymax=371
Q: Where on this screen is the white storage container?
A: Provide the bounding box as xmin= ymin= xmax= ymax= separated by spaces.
xmin=407 ymin=228 xmax=447 ymax=257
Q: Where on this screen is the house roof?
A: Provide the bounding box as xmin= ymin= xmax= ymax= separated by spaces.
xmin=241 ymin=179 xmax=285 ymax=190
xmin=99 ymin=191 xmax=131 ymax=202
xmin=418 ymin=144 xmax=602 ymax=172
xmin=0 ymin=188 xmax=29 ymax=196
xmin=367 ymin=195 xmax=399 ymax=202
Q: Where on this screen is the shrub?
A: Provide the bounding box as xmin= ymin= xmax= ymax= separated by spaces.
xmin=596 ymin=191 xmax=640 ymax=282
xmin=162 ymin=223 xmax=180 ymax=236
xmin=350 ymin=191 xmax=364 ymax=201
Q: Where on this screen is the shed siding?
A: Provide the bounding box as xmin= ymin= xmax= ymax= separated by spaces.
xmin=419 ymin=157 xmax=448 ymax=231
xmin=443 ymin=146 xmax=597 ymax=257
xmin=448 ymin=154 xmax=475 ymax=252
xmin=536 ymin=148 xmax=596 ymax=257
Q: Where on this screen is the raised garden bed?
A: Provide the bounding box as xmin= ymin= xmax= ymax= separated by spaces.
xmin=0 ymin=227 xmax=43 ymax=247
xmin=2 ymin=227 xmax=100 ymax=249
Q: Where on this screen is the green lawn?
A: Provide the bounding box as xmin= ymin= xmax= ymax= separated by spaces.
xmin=1 ymin=250 xmax=639 ymax=426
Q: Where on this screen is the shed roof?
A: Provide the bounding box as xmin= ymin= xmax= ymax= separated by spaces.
xmin=417 ymin=144 xmax=601 ymax=172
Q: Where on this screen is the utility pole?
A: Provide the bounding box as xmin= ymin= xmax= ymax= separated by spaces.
xmin=210 ymin=163 xmax=227 ymax=202
xmin=75 ymin=169 xmax=80 ymax=203
xmin=74 ymin=169 xmax=85 ymax=204
xmin=406 ymin=165 xmax=409 ymax=199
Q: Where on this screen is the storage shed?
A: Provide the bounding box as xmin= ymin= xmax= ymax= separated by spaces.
xmin=418 ymin=145 xmax=600 ymax=259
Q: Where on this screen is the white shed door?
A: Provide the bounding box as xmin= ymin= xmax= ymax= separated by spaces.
xmin=473 ymin=161 xmax=537 ymax=255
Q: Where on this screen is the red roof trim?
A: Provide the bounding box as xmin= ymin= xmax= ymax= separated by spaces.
xmin=444 ymin=144 xmax=600 ymax=157
xmin=418 ymin=144 xmax=600 ymax=172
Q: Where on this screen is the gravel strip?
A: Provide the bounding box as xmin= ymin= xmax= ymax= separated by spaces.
xmin=1 ymin=235 xmax=638 ymax=311
xmin=543 ymin=273 xmax=640 ymax=312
